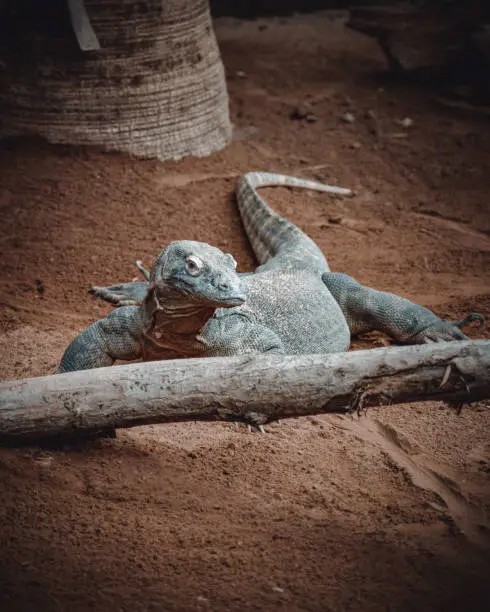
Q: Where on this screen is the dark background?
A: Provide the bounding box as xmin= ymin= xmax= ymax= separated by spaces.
xmin=210 ymin=0 xmax=389 ymax=18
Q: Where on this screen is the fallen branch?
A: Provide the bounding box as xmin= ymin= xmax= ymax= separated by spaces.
xmin=0 ymin=341 xmax=489 ymax=445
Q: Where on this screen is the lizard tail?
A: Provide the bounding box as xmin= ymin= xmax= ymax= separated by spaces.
xmin=236 ymin=172 xmax=352 ymax=265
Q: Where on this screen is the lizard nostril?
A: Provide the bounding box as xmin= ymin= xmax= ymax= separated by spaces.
xmin=219 ymin=282 xmax=229 ymax=290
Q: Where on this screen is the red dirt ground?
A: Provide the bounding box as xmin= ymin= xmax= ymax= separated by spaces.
xmin=1 ymin=13 xmax=489 ymax=612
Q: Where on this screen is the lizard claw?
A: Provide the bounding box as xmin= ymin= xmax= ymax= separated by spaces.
xmin=246 ymin=423 xmax=266 ymax=433
xmin=417 ymin=312 xmax=484 ymax=344
xmin=244 ymin=411 xmax=268 ymax=433
xmin=419 ymin=324 xmax=468 ymax=343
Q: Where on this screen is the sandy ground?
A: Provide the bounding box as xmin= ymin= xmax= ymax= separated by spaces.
xmin=1 ymin=13 xmax=490 ymax=612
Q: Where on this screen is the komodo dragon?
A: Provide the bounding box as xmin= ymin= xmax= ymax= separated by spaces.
xmin=57 ymin=172 xmax=483 ymax=375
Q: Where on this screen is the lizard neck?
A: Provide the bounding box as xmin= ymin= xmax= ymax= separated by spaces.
xmin=140 ymin=283 xmax=216 ymax=352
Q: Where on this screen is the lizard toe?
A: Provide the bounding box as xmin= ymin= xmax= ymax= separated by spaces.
xmin=89 ymin=282 xmax=148 ymax=306
xmin=419 ymin=323 xmax=469 ymax=344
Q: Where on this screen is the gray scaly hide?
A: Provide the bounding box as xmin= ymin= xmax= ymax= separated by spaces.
xmin=57 ymin=173 xmax=483 ymax=373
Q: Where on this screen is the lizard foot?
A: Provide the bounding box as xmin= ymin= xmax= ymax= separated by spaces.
xmin=241 ymin=411 xmax=268 ymax=433
xmin=416 ymin=312 xmax=485 ymax=344
xmin=89 ymin=281 xmax=149 ymax=307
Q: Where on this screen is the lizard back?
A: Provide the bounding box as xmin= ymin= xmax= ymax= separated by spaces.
xmin=232 ymin=172 xmax=353 ymax=354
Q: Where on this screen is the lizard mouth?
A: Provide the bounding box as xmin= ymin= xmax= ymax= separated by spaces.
xmin=217 ymin=294 xmax=246 ymax=307
xmin=150 ymin=278 xmax=246 ymax=309
xmin=148 ymin=281 xmax=246 ymax=310
xmin=168 ymin=279 xmax=246 ymax=308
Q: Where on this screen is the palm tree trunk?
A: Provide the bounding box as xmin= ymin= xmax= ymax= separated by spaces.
xmin=0 ymin=0 xmax=231 ymax=161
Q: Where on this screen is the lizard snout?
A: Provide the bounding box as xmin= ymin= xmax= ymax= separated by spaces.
xmin=212 ymin=274 xmax=246 ymax=306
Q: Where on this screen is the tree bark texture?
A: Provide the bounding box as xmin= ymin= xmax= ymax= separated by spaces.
xmin=0 ymin=341 xmax=489 ymax=445
xmin=0 ymin=0 xmax=231 ymax=161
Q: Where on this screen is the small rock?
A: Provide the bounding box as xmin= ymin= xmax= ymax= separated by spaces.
xmin=272 ymin=586 xmax=285 ymax=593
xmin=290 ymin=106 xmax=317 ymax=123
xmin=34 ymin=456 xmax=53 ymax=467
xmin=364 ymin=109 xmax=376 ymax=120
xmin=235 ymin=70 xmax=247 ymax=79
xmin=341 ymin=112 xmax=356 ymax=124
xmin=397 ymin=117 xmax=413 ymax=128
xmin=349 ymin=141 xmax=362 ymax=149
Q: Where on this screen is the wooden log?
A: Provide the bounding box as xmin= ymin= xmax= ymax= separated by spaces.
xmin=0 ymin=341 xmax=489 ymax=445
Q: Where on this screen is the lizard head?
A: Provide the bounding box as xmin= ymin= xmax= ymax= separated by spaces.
xmin=148 ymin=240 xmax=246 ymax=309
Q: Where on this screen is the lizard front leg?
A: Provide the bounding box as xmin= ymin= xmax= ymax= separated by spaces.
xmin=57 ymin=306 xmax=144 ymax=373
xmin=323 ymin=272 xmax=484 ymax=344
xmin=203 ymin=311 xmax=284 ymax=432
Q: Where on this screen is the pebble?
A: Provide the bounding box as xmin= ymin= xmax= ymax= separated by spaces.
xmin=290 ymin=106 xmax=318 ymax=123
xmin=397 ymin=117 xmax=414 ymax=128
xmin=341 ymin=112 xmax=356 ymax=124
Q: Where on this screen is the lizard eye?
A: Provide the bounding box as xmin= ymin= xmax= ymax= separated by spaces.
xmin=185 ymin=255 xmax=204 ymax=276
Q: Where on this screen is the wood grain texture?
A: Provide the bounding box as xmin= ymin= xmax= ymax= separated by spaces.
xmin=1 ymin=341 xmax=489 ymax=445
xmin=0 ymin=0 xmax=231 ymax=160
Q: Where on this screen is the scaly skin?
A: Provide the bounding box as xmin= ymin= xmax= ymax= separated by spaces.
xmin=323 ymin=273 xmax=484 ymax=344
xmin=57 ymin=173 xmax=484 ymax=374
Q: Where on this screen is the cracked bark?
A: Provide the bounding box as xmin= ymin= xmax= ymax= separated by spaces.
xmin=0 ymin=341 xmax=489 ymax=445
